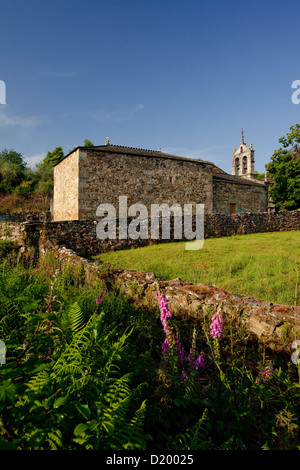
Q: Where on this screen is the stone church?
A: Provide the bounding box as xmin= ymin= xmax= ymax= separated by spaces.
xmin=52 ymin=135 xmax=268 ymax=221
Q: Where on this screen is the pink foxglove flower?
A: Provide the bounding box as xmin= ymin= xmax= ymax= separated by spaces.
xmin=195 ymin=353 xmax=205 ymax=370
xmin=210 ymin=309 xmax=223 ymax=340
xmin=157 ymin=289 xmax=173 ymax=354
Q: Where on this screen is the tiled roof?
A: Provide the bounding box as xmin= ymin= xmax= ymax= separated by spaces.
xmin=84 ymin=144 xmax=214 ymax=166
xmin=55 ymin=144 xmax=267 ymax=187
xmin=212 ymin=172 xmax=266 ymax=186
xmin=55 ymin=144 xmax=215 ymax=167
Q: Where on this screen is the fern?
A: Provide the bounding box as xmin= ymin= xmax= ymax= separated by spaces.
xmin=218 ymin=435 xmax=235 ymax=450
xmin=1 ymin=262 xmax=149 ymax=451
xmin=73 ymin=374 xmax=147 ymax=450
xmin=46 ymin=429 xmax=63 ymax=450
xmin=68 ymin=302 xmax=85 ymax=336
xmin=25 ymin=312 xmax=126 ymax=396
xmin=101 ymin=327 xmax=133 ymax=380
xmin=27 ymin=367 xmax=52 ymax=393
xmin=119 ymin=400 xmax=147 ymax=450
xmin=23 ymin=427 xmax=63 ymax=450
xmin=171 ymin=408 xmax=212 ymax=450
xmin=0 ymin=292 xmax=22 ymax=338
xmin=104 ymin=373 xmax=133 ymax=407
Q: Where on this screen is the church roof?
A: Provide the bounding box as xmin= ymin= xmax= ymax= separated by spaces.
xmin=212 ymin=171 xmax=266 ymax=186
xmin=55 ymin=143 xmax=266 ymax=187
xmin=57 ymin=144 xmax=214 ymax=167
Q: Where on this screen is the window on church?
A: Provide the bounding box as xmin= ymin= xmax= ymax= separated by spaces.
xmin=230 ymin=203 xmax=236 ymax=214
xmin=242 ymin=156 xmax=247 ymax=174
xmin=235 ymin=157 xmax=240 ymax=175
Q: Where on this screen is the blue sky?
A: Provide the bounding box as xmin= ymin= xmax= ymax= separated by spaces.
xmin=0 ymin=0 xmax=299 ymax=174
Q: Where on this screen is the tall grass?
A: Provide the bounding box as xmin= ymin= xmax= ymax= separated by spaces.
xmin=93 ymin=231 xmax=300 ymax=305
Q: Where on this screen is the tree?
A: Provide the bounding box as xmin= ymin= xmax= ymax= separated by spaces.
xmin=254 ymin=171 xmax=265 ymax=181
xmin=42 ymin=146 xmax=64 ymax=167
xmin=0 ymin=148 xmax=27 ymax=171
xmin=0 ymin=149 xmax=28 ymax=191
xmin=0 ymin=161 xmax=23 ymax=190
xmin=32 ymin=146 xmax=65 ymax=196
xmin=34 ymin=163 xmax=53 ymax=196
xmin=265 ymin=125 xmax=300 ymax=210
xmin=84 ymin=139 xmax=94 ymax=147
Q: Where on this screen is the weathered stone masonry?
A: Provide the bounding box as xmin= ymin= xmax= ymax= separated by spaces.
xmin=53 ymin=145 xmax=268 ymax=221
xmin=213 ymin=177 xmax=268 ymax=213
xmin=53 ymin=149 xmax=79 ymax=221
xmin=2 ymin=210 xmax=300 ymax=258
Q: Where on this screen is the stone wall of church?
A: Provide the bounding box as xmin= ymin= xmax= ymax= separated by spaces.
xmin=212 ymin=179 xmax=268 ymax=213
xmin=53 ymin=150 xmax=79 ymax=221
xmin=52 ymin=147 xmax=269 ymax=222
xmin=75 ymin=149 xmax=214 ymax=220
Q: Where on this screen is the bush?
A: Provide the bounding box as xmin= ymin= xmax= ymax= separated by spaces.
xmin=14 ymin=181 xmax=36 ymax=197
xmin=0 ymin=240 xmax=17 ymax=259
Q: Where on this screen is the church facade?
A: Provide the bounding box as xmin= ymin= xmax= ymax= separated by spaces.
xmin=53 ymin=137 xmax=268 ymax=221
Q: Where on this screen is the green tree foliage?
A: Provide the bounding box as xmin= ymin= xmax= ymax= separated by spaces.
xmin=42 ymin=146 xmax=64 ymax=167
xmin=254 ymin=171 xmax=265 ymax=181
xmin=0 ymin=149 xmax=27 ymax=171
xmin=84 ymin=139 xmax=94 ymax=147
xmin=0 ymin=149 xmax=27 ymax=191
xmin=34 ymin=163 xmax=54 ymax=196
xmin=33 ymin=147 xmax=65 ymax=196
xmin=266 ymin=124 xmax=300 ymax=210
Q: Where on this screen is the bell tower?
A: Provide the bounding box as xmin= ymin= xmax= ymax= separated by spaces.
xmin=232 ymin=129 xmax=255 ymax=179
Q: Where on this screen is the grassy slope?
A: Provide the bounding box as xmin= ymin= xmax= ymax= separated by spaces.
xmin=93 ymin=231 xmax=300 ymax=306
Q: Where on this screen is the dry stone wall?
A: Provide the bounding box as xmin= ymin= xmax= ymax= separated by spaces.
xmin=0 ymin=221 xmax=25 ymax=244
xmin=204 ymin=210 xmax=300 ymax=238
xmin=31 ymin=210 xmax=300 ymax=258
xmin=2 ymin=210 xmax=299 ymax=258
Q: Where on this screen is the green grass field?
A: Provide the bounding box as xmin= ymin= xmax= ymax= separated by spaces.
xmin=93 ymin=231 xmax=300 ymax=306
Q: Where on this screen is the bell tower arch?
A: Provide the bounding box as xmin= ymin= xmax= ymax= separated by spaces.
xmin=232 ymin=129 xmax=255 ymax=179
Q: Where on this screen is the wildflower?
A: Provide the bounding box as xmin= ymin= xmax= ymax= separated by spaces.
xmin=96 ymin=292 xmax=103 ymax=304
xmin=180 ymin=371 xmax=189 ymax=385
xmin=256 ymin=364 xmax=274 ymax=384
xmin=262 ymin=365 xmax=273 ymax=383
xmin=162 ymin=338 xmax=169 ymax=355
xmin=210 ymin=309 xmax=223 ymax=340
xmin=157 ymin=288 xmax=205 ymax=384
xmin=194 ymin=353 xmax=205 ymax=370
xmin=187 ymin=349 xmax=205 ymax=371
xmin=175 ymin=332 xmax=185 ymax=365
xmin=157 ymin=290 xmax=172 ymax=324
xmin=157 ymin=289 xmax=173 ymax=354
